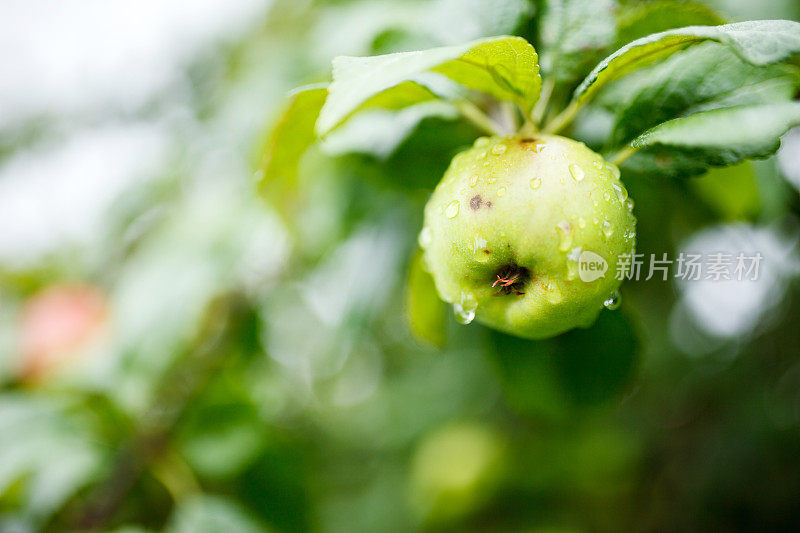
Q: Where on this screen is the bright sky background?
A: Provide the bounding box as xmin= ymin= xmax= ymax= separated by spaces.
xmin=0 ymin=0 xmax=272 ymax=265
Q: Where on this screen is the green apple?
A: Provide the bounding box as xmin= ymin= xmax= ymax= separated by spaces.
xmin=419 ymin=134 xmax=636 ymax=339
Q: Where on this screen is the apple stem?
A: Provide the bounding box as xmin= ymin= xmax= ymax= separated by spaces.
xmin=519 ymin=119 xmax=538 ymax=137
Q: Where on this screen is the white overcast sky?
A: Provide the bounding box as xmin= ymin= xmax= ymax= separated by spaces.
xmin=0 ymin=0 xmax=272 ymax=266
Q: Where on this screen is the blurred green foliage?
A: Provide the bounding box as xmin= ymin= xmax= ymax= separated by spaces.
xmin=2 ymin=1 xmax=800 ymax=532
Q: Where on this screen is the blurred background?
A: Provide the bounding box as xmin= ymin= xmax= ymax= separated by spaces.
xmin=1 ymin=0 xmax=800 ymax=531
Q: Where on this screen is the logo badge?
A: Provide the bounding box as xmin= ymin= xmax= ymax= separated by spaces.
xmin=579 ymin=251 xmax=608 ymax=282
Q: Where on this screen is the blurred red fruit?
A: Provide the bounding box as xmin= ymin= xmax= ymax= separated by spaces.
xmin=19 ymin=283 xmax=108 ymax=381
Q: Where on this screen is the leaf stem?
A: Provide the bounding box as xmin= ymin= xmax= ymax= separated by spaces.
xmin=610 ymin=145 xmax=639 ymax=167
xmin=457 ymin=100 xmax=506 ymax=136
xmin=500 ymin=101 xmax=519 ymax=132
xmin=543 ymin=101 xmax=580 ymax=134
xmin=532 ymin=77 xmax=555 ymax=125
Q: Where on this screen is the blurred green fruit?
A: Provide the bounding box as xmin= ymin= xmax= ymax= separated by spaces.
xmin=419 ymin=135 xmax=636 ymax=339
xmin=409 ymin=422 xmax=505 ymax=523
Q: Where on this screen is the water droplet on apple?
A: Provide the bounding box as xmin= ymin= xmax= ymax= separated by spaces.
xmin=445 ymin=200 xmax=459 ymax=218
xmin=625 ymin=198 xmax=635 ymax=211
xmin=469 ymin=175 xmax=479 ymax=187
xmin=566 ymin=246 xmax=582 ymax=280
xmin=577 ymin=217 xmax=586 ymax=229
xmin=453 ymin=291 xmax=477 ymax=324
xmin=602 ymin=220 xmax=614 ymax=238
xmin=454 ymin=305 xmax=476 ymax=324
xmin=497 ymin=186 xmax=507 ymax=197
xmin=612 ymin=182 xmax=628 ymax=203
xmin=543 ymin=281 xmax=564 ymax=304
xmin=604 ymin=291 xmax=621 ymax=310
xmin=492 ymin=144 xmax=507 ymax=155
xmin=530 ymin=177 xmax=542 ymax=189
xmin=606 ymin=163 xmax=621 ymax=180
xmin=569 ymin=164 xmax=585 ymax=182
xmin=473 ymin=235 xmax=488 ymax=255
xmin=556 ymin=220 xmax=573 ymax=251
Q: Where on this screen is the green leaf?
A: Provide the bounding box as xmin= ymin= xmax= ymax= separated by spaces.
xmin=317 ymin=36 xmax=541 ymax=134
xmin=169 ymin=495 xmax=270 ymax=533
xmin=425 ymin=0 xmax=535 ymax=45
xmin=690 ymin=162 xmax=761 ymax=220
xmin=630 ymin=102 xmax=800 ymax=167
xmin=539 ymin=0 xmax=617 ymax=82
xmin=610 ymin=43 xmax=800 ymax=146
xmin=573 ymin=20 xmax=800 ymax=109
xmin=178 ymin=403 xmax=267 ymax=480
xmin=257 ymin=85 xmax=328 ymax=205
xmin=358 ymin=79 xmax=443 ymax=112
xmin=321 ymin=101 xmax=459 ymax=159
xmin=617 ymin=148 xmax=710 ymax=179
xmin=432 ymin=38 xmax=541 ymax=111
xmin=405 ymin=250 xmax=447 ymax=348
xmin=318 ymin=78 xmax=445 ymax=139
xmin=708 ymin=0 xmax=800 ymax=21
xmin=345 ymin=113 xmax=485 ymax=191
xmin=309 ymin=0 xmax=532 ymax=58
xmin=613 ymin=0 xmax=725 ymax=50
xmin=0 ymin=395 xmax=103 ymax=520
xmin=549 ymin=310 xmax=639 ymax=405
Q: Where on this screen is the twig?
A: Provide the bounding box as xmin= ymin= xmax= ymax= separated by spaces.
xmin=67 ymin=295 xmax=246 ymax=530
xmin=151 ymin=449 xmax=201 ymax=502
